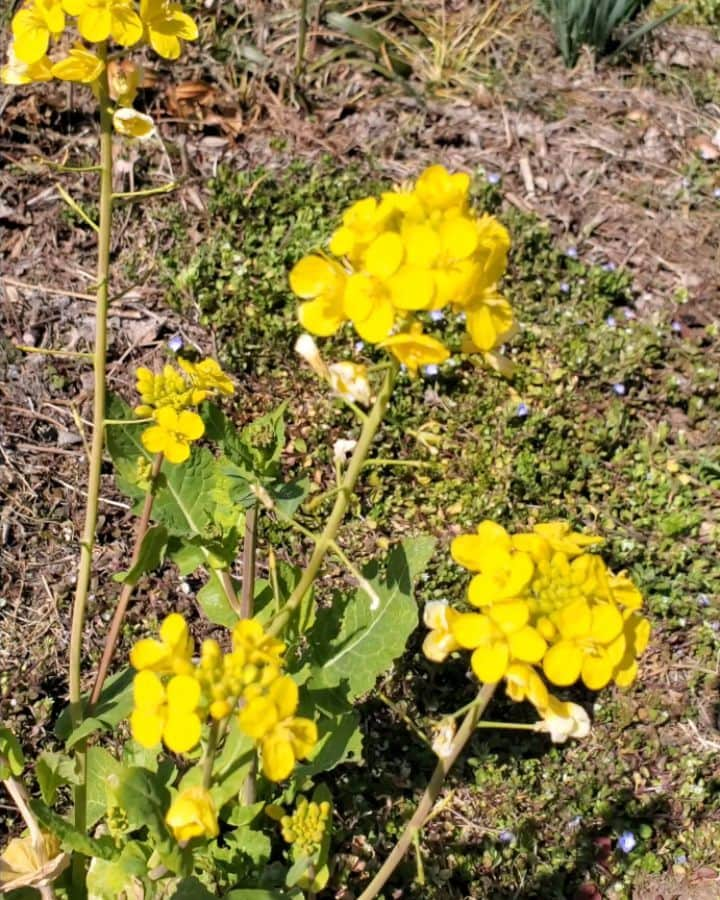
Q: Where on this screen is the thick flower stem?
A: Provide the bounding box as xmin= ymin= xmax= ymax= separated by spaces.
xmin=88 ymin=453 xmax=163 ymax=708
xmin=357 ymin=683 xmax=497 ymax=900
xmin=267 ymin=361 xmax=399 ymax=638
xmin=202 ymin=721 xmax=220 ymax=790
xmin=68 ymin=46 xmax=112 ymax=895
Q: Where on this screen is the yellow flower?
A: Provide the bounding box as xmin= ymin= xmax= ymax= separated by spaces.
xmin=130 ymin=670 xmax=202 ymax=753
xmin=533 ymin=696 xmax=590 ymax=743
xmin=328 ymin=361 xmax=372 ymax=406
xmin=451 ymin=520 xmax=512 ymax=571
xmin=140 ymin=0 xmax=199 ymax=59
xmin=141 ymin=406 xmax=205 ymax=464
xmin=74 ymin=0 xmax=143 ymax=46
xmin=113 ymin=107 xmax=155 ymax=139
xmin=51 ymin=45 xmax=104 ymax=83
xmin=504 ymin=662 xmax=549 ymax=710
xmin=12 ymin=0 xmax=65 ymax=65
xmin=467 ymin=548 xmax=534 ymax=608
xmin=450 ymin=607 xmax=546 ymax=683
xmin=177 ymin=357 xmax=234 ymax=402
xmin=343 ymin=273 xmax=395 ymax=343
xmin=465 ymin=290 xmax=516 ymax=352
xmin=422 ymin=600 xmax=461 ymax=662
xmin=329 ymin=196 xmax=399 ymax=264
xmin=290 ymin=255 xmax=347 ymax=337
xmin=232 ymin=619 xmax=286 ymax=669
xmin=1 ymin=43 xmax=53 ymax=84
xmin=413 ymin=164 xmax=470 ymax=215
xmin=239 ymin=676 xmax=317 ymax=782
xmin=130 ymin=612 xmax=194 ymax=675
xmin=165 ymin=787 xmax=218 ymax=843
xmin=135 ymin=363 xmax=192 ymax=417
xmin=380 ymin=323 xmax=449 ymax=375
xmin=532 ymin=522 xmax=603 ymax=557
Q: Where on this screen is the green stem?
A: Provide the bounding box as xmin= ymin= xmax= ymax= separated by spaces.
xmin=202 ymin=721 xmax=220 ymax=790
xmin=295 ymin=0 xmax=309 ymax=76
xmin=357 ymin=683 xmax=497 ymax=900
xmin=240 ymin=504 xmax=258 ymax=804
xmin=267 ymin=361 xmax=399 ymax=638
xmin=68 ymin=46 xmax=112 ymax=896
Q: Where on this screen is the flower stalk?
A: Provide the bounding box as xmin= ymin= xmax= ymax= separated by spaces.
xmin=267 ymin=360 xmax=399 ymax=638
xmin=357 ymin=682 xmax=497 ymax=900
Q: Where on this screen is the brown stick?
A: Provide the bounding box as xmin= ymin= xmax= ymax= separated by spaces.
xmin=88 ymin=453 xmax=163 ymax=707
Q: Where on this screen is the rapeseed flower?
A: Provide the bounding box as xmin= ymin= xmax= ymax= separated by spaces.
xmin=51 ymin=45 xmax=104 ymax=82
xmin=139 ymin=0 xmax=198 ymax=59
xmin=140 ymin=406 xmax=204 ymax=464
xmin=113 ymin=107 xmax=154 ymax=139
xmin=165 ymin=786 xmax=218 ymax=843
xmin=11 ymin=0 xmax=65 ymax=65
xmin=130 ymin=612 xmax=194 ymax=675
xmin=380 ymin=324 xmax=450 ymax=375
xmin=130 ymin=670 xmax=203 ymax=753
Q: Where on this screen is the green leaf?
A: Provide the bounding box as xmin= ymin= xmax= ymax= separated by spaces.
xmin=56 ymin=668 xmax=134 ymax=747
xmin=197 ymin=569 xmax=241 ymax=627
xmin=294 ymin=709 xmax=362 ymax=781
xmin=225 ymin=889 xmax=302 ymax=900
xmin=86 ymin=842 xmax=150 ymax=899
xmin=0 ymin=727 xmax=25 ymax=778
xmin=113 ymin=524 xmax=168 ymax=586
xmin=308 ymin=537 xmax=435 ymax=699
xmin=226 ymin=801 xmax=265 ymax=828
xmin=86 ymin=746 xmax=122 ymax=828
xmin=30 ymin=799 xmax=117 ymax=860
xmin=211 ymin=719 xmax=254 ymax=810
xmin=170 ymin=877 xmax=217 ymax=900
xmin=116 ymin=767 xmax=188 ymax=875
xmin=36 ymin=751 xmax=80 ymax=805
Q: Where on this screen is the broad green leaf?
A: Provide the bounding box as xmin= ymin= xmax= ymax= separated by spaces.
xmin=36 ymin=751 xmax=80 ymax=805
xmin=226 ymin=801 xmax=265 ymax=828
xmin=0 ymin=727 xmax=25 ymax=778
xmin=225 ymin=890 xmax=298 ymax=899
xmin=87 ymin=746 xmax=122 ymax=828
xmin=211 ymin=720 xmax=254 ymax=809
xmin=113 ymin=525 xmax=168 ymax=586
xmin=170 ymin=877 xmax=217 ymax=899
xmin=116 ymin=767 xmax=188 ymax=875
xmin=294 ymin=710 xmax=363 ymax=780
xmin=30 ymin=799 xmax=117 ymax=860
xmin=308 ymin=537 xmax=435 ymax=699
xmin=197 ymin=569 xmax=241 ymax=627
xmin=87 ymin=842 xmax=150 ymax=900
xmin=56 ymin=668 xmax=134 ymax=746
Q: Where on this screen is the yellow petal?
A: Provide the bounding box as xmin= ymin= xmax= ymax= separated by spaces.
xmin=507 ymin=625 xmax=546 ymax=663
xmin=12 ymin=10 xmax=50 ymax=65
xmin=130 ymin=638 xmax=168 ymax=672
xmin=133 ymin=670 xmax=165 ymax=709
xmin=163 ymin=712 xmax=201 ymax=753
xmin=288 ymin=717 xmax=317 ymax=759
xmin=130 ymin=709 xmax=164 ymax=747
xmin=77 ymin=6 xmax=111 ymax=42
xmin=590 ymin=603 xmax=623 ymax=644
xmin=543 ymin=641 xmax=583 ymax=687
xmin=387 ymin=265 xmax=435 ymax=311
xmin=299 ymin=297 xmax=344 ymax=337
xmin=290 ymin=255 xmax=337 ymax=299
xmin=113 ymin=108 xmax=155 ymax=140
xmin=163 ymin=436 xmax=190 ymax=465
xmin=353 ymin=296 xmax=395 ymax=344
xmin=470 ymin=641 xmax=509 ymax=683
xmin=269 ymin=675 xmax=299 ymax=720
xmin=581 ymin=653 xmax=613 ymax=691
xmin=488 ymin=600 xmax=529 ymax=633
xmin=166 ymin=675 xmax=201 ymax=714
xmin=239 ymin=697 xmax=278 ymax=739
xmin=261 ymin=732 xmax=296 ymax=782
xmin=177 ymin=410 xmax=205 ymax=441
xmin=451 ymin=612 xmax=495 ymax=649
xmin=364 ymin=232 xmax=404 ymax=280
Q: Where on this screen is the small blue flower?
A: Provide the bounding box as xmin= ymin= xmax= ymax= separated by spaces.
xmin=516 ymin=403 xmax=529 ymax=418
xmin=487 ymin=172 xmax=501 ymax=185
xmin=698 ymin=594 xmax=710 ymax=608
xmin=606 ymin=315 xmax=617 ymax=328
xmin=714 ymin=187 xmax=720 ymax=199
xmin=354 ymin=340 xmax=365 ymax=352
xmin=498 ymin=830 xmax=516 ymax=845
xmin=560 ymin=282 xmax=570 ymax=294
xmin=429 ymin=310 xmax=445 ymax=322
xmin=423 ymin=364 xmax=439 ymax=378
xmin=456 ymin=311 xmax=466 ymax=322
xmin=675 ymin=853 xmax=687 ymax=864
xmin=671 ymin=321 xmax=682 ymax=334
xmin=566 ymin=246 xmax=578 ymax=259
xmin=603 ymin=262 xmax=617 ymax=272
xmin=168 ymin=335 xmax=184 ymax=352
xmin=612 ymin=383 xmax=626 ymax=396
xmin=618 ymin=831 xmax=636 ymax=853
xmin=623 ymin=308 xmax=636 ymax=320
xmin=567 ymin=815 xmax=583 ymax=831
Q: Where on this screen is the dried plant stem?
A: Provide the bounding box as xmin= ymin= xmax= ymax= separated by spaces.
xmin=88 ymin=453 xmax=163 ymax=707
xmin=2 ymin=766 xmax=57 ymax=900
xmin=357 ymin=683 xmax=497 ymax=900
xmin=67 ymin=45 xmax=112 ymax=895
xmin=267 ymin=361 xmax=399 ymax=638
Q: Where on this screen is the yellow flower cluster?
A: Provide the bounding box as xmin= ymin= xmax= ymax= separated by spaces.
xmin=424 ymin=521 xmax=650 ymax=739
xmin=129 ymin=615 xmax=318 ymax=783
xmin=276 ymin=796 xmax=332 ymax=857
xmin=289 ymin=165 xmax=515 ymax=374
xmin=135 ymin=356 xmax=233 ymax=464
xmin=2 ymin=0 xmax=198 ymax=137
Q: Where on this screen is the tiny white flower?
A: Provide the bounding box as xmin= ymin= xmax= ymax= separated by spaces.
xmin=333 ymin=438 xmax=357 ymax=466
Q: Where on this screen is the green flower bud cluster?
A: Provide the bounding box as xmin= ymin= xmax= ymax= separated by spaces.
xmin=280 ymin=798 xmax=332 ymax=857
